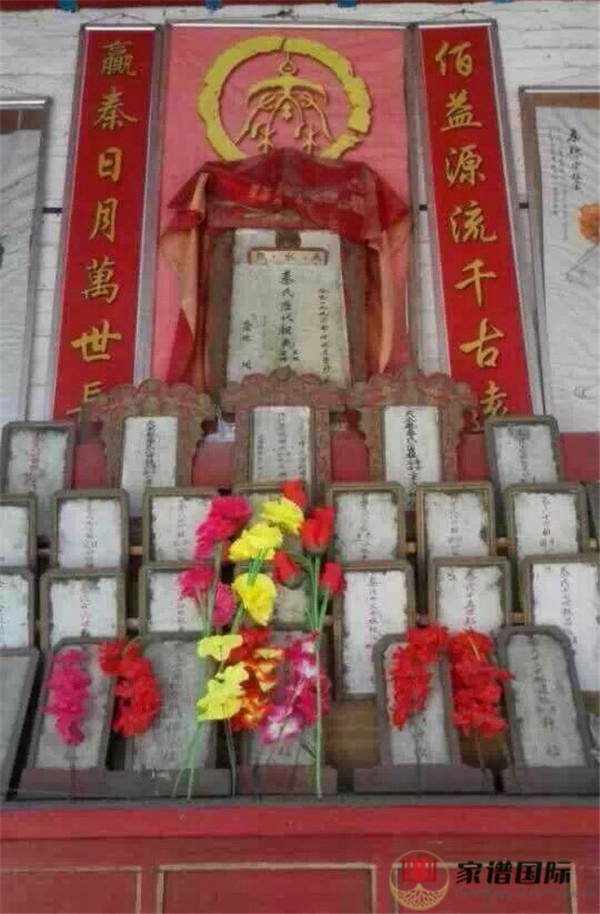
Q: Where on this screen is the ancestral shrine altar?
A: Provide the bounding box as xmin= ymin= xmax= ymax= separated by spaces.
xmin=0 ymin=13 xmax=598 ymax=914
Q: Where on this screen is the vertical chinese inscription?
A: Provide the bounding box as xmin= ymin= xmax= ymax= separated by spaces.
xmin=383 ymin=406 xmax=442 ymax=510
xmin=436 ymin=564 xmax=504 ymax=634
xmin=512 ymin=491 xmax=579 ymax=560
xmin=251 ymin=407 xmax=312 ymax=488
xmin=120 ymin=417 xmax=178 ymax=517
xmin=48 ymin=576 xmax=119 ymax=647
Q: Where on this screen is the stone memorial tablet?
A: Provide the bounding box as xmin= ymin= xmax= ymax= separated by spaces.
xmin=0 ymin=495 xmax=35 ymax=569
xmin=335 ymin=561 xmax=415 ymax=699
xmin=417 ymin=483 xmax=495 ymax=580
xmin=329 ymin=484 xmax=405 ymax=562
xmin=0 ymin=647 xmax=39 ymax=794
xmin=120 ymin=416 xmax=178 ymax=517
xmin=250 ymin=406 xmax=312 ymax=488
xmin=383 ymin=406 xmax=441 ymax=509
xmin=505 ymin=484 xmax=588 ymax=562
xmin=0 ymin=422 xmax=75 ymax=537
xmin=429 ymin=558 xmax=511 ymax=634
xmin=143 ymin=488 xmax=216 ymax=563
xmin=0 ymin=569 xmax=34 ymax=647
xmin=139 ymin=564 xmax=202 ymax=634
xmin=485 ymin=416 xmax=562 ymax=489
xmin=521 ymin=555 xmax=600 ymax=692
xmin=41 ymin=570 xmax=126 ymax=649
xmin=52 ymin=491 xmax=128 ymax=569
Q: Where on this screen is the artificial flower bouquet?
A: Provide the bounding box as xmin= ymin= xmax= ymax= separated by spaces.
xmin=176 ymin=481 xmax=344 ymax=798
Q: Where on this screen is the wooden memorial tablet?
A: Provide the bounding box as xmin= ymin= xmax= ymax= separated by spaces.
xmin=0 ymin=422 xmax=75 ymax=538
xmin=51 ymin=490 xmax=128 ymax=569
xmin=0 ymin=494 xmax=36 ymax=569
xmin=353 ymin=635 xmax=492 ymax=793
xmin=504 ymin=483 xmax=589 ymax=562
xmin=0 ymin=568 xmax=34 ymax=648
xmin=334 ymin=561 xmax=415 ymax=699
xmin=40 ymin=569 xmax=126 ymax=650
xmin=139 ymin=563 xmax=206 ymax=634
xmin=328 ymin=484 xmax=405 ymax=562
xmin=142 ymin=487 xmax=216 ymax=563
xmin=428 ymin=557 xmax=512 ymax=634
xmin=0 ymin=647 xmax=39 ymax=796
xmin=497 ymin=626 xmax=598 ymax=795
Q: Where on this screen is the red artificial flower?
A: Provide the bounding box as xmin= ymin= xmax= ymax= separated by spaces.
xmin=448 ymin=630 xmax=493 ymax=664
xmin=98 ymin=640 xmax=128 ymax=675
xmin=406 ymin=624 xmax=449 ymax=663
xmin=282 ymin=479 xmax=308 ymax=510
xmin=212 ymin=582 xmax=236 ymax=627
xmin=272 ymin=550 xmax=303 ymax=589
xmin=319 ymin=562 xmax=344 ymax=598
xmin=179 ymin=565 xmax=214 ymax=600
xmin=227 ymin=626 xmax=272 ymax=664
xmin=98 ymin=640 xmax=160 ymax=738
xmin=301 ymin=506 xmax=334 ymax=555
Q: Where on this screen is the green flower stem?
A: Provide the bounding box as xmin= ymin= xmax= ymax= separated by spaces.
xmin=314 ymin=647 xmax=323 ymax=799
xmin=225 ymin=719 xmax=237 ymax=797
xmin=206 ymin=543 xmax=223 ymax=636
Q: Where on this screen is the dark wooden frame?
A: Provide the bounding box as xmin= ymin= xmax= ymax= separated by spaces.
xmin=40 ymin=569 xmax=127 ymax=650
xmin=586 ymin=482 xmax=599 ymax=541
xmin=333 ymin=560 xmax=416 ymax=701
xmin=0 ymin=567 xmax=35 ymax=648
xmin=496 ymin=625 xmax=598 ymax=795
xmin=504 ymin=483 xmax=590 ymax=562
xmin=0 ymin=494 xmax=36 ymax=570
xmin=346 ymin=369 xmax=475 ymax=485
xmin=138 ymin=561 xmax=210 ymax=635
xmin=204 ymin=230 xmax=367 ymax=395
xmin=50 ymin=489 xmax=129 ymax=569
xmin=353 ymin=634 xmax=493 ymax=793
xmin=327 ymin=483 xmax=406 ymax=561
xmin=0 ymin=646 xmax=40 ymax=797
xmin=220 ymin=368 xmax=346 ymax=500
xmin=484 ymin=415 xmax=563 ymax=490
xmin=142 ymin=486 xmax=217 ymax=564
xmin=415 ymin=482 xmax=496 ymax=585
xmin=428 ymin=556 xmax=512 ymax=629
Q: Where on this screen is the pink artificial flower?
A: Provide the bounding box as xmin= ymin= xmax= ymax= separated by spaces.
xmin=44 ymin=649 xmax=89 ymax=747
xmin=194 ymin=496 xmax=252 ymax=557
xmin=286 ymin=634 xmax=318 ymax=679
xmin=260 ymin=705 xmax=304 ymax=744
xmin=212 ymin=582 xmax=236 ymax=627
xmin=179 ymin=565 xmax=214 ymax=599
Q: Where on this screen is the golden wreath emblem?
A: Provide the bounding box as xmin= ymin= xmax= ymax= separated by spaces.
xmin=389 ymin=850 xmax=451 ymax=912
xmin=198 ymin=35 xmax=371 ymax=161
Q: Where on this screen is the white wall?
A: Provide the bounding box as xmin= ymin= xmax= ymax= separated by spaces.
xmin=0 ymin=2 xmax=598 ymax=418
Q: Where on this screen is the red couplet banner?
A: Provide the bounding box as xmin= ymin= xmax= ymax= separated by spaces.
xmin=417 ymin=23 xmax=533 ymax=430
xmin=52 ymin=26 xmax=159 ymax=418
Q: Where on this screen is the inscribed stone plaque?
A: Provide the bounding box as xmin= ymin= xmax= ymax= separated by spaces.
xmin=33 ymin=643 xmax=111 ymax=770
xmin=0 ymin=503 xmax=30 ymax=567
xmin=383 ymin=406 xmax=441 ymax=509
xmin=526 ymin=558 xmax=600 ymax=691
xmin=507 ymin=631 xmax=586 ymax=767
xmin=120 ymin=417 xmax=178 ymax=516
xmin=490 ymin=422 xmax=560 ymax=488
xmin=341 ymin=567 xmax=413 ymax=697
xmin=510 ymin=490 xmax=581 ymax=560
xmin=43 ymin=573 xmax=123 ymax=648
xmin=251 ymin=406 xmax=312 ymax=487
xmin=420 ymin=488 xmax=492 ymax=566
xmin=0 ymin=571 xmax=31 ymax=647
xmin=384 ymin=645 xmax=451 ymax=766
xmin=3 ymin=426 xmax=72 ymax=536
xmin=431 ymin=561 xmax=507 ymax=634
xmin=0 ymin=651 xmax=35 ymax=782
xmin=142 ymin=566 xmax=200 ymax=634
xmin=332 ymin=489 xmax=403 ymax=562
xmin=227 ymin=229 xmax=350 ymax=386
xmin=56 ymin=496 xmax=125 ymax=569
xmin=146 ymin=491 xmax=212 ymax=562
xmin=130 ymin=640 xmax=211 ymax=772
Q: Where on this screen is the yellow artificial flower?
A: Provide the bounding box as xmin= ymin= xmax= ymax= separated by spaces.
xmin=195 ymin=663 xmax=249 ymax=721
xmin=232 ymin=572 xmax=277 ymax=626
xmin=228 ymin=522 xmax=283 ymax=562
xmin=197 ymin=633 xmax=242 ymax=662
xmin=260 ymin=497 xmax=304 ymax=535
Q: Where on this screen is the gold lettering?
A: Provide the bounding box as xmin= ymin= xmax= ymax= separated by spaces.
xmin=71 ymin=319 xmax=122 ymax=363
xmin=97 ymin=147 xmax=122 ymax=182
xmin=66 ymin=380 xmax=104 ymax=416
xmin=101 ymin=40 xmax=136 ymax=77
xmin=441 ymin=89 xmax=482 ymax=132
xmin=81 ymin=256 xmax=119 ymax=304
xmin=445 ymin=144 xmax=486 ymax=188
xmin=435 ymin=40 xmax=473 ymax=77
xmin=449 ymin=201 xmax=498 ymax=244
xmin=454 ymin=258 xmax=497 ymax=308
xmin=89 ymin=198 xmax=118 ymax=243
xmin=459 ymin=318 xmax=505 ymax=368
xmin=94 ymin=88 xmax=137 ymax=131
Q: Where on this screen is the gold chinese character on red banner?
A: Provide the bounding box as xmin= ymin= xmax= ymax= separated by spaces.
xmin=98 ymin=147 xmax=122 ymax=182
xmin=89 ymin=198 xmax=118 ymax=243
xmin=82 ymin=256 xmax=120 ymax=304
xmin=445 ymin=144 xmax=486 ymax=187
xmin=94 ymin=87 xmax=137 ymax=131
xmin=449 ymin=201 xmax=498 ymax=244
xmin=454 ymin=257 xmax=497 ymax=307
xmin=71 ymin=319 xmax=122 ymax=363
xmin=480 ymin=379 xmax=508 ymax=418
xmin=435 ymin=40 xmax=473 ymax=77
xmin=66 ymin=380 xmax=104 ymax=416
xmin=459 ymin=318 xmax=505 ymax=368
xmin=101 ymin=40 xmax=136 ymax=77
xmin=441 ymin=89 xmax=482 ymax=132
